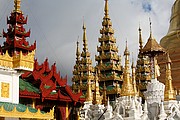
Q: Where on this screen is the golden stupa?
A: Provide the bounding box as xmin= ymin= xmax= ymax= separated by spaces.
xmin=159 ymin=0 xmax=180 ymax=89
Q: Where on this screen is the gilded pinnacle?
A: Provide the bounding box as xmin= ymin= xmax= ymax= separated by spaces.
xmin=104 ymin=0 xmax=110 ymax=19
xmin=138 ymin=25 xmax=143 ymax=50
xmin=86 ymin=79 xmax=93 ymax=103
xmin=82 ymin=22 xmax=88 ymax=52
xmin=132 ymin=58 xmax=138 ymax=96
xmin=121 ymin=42 xmax=135 ymax=96
xmin=14 ymin=0 xmax=22 ymax=13
xmin=124 ymin=41 xmax=130 ymax=56
xmin=76 ymin=41 xmax=80 ymax=62
xmin=149 ymin=18 xmax=152 ymax=38
xmin=93 ymin=70 xmax=101 ymax=104
xmin=164 ymin=53 xmax=176 ymax=101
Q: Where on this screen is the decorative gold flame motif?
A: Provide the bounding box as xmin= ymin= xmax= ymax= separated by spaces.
xmin=14 ymin=0 xmax=21 ymax=13
xmin=1 ymin=82 xmax=10 ymax=98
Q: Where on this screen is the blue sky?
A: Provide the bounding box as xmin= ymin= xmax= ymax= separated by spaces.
xmin=0 ymin=0 xmax=175 ymax=84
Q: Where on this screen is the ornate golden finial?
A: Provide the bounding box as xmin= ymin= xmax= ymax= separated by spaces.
xmin=104 ymin=0 xmax=110 ymax=19
xmin=124 ymin=40 xmax=130 ymax=56
xmin=138 ymin=24 xmax=143 ymax=51
xmin=93 ymin=69 xmax=102 ymax=105
xmin=131 ymin=54 xmax=138 ymax=96
xmin=86 ymin=78 xmax=93 ymax=103
xmin=14 ymin=0 xmax=22 ymax=13
xmin=76 ymin=40 xmax=80 ymax=62
xmin=82 ymin=21 xmax=88 ymax=52
xmin=121 ymin=41 xmax=135 ymax=96
xmin=164 ymin=53 xmax=176 ymax=101
xmin=102 ymin=82 xmax=107 ymax=105
xmin=149 ymin=18 xmax=153 ymax=38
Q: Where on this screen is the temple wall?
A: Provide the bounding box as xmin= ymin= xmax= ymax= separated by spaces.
xmin=0 ymin=70 xmax=19 ymax=104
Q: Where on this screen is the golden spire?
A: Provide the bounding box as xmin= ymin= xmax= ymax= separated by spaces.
xmin=149 ymin=18 xmax=153 ymax=39
xmin=102 ymin=82 xmax=107 ymax=105
xmin=76 ymin=40 xmax=80 ymax=63
xmin=124 ymin=41 xmax=130 ymax=56
xmin=121 ymin=41 xmax=135 ymax=96
xmin=104 ymin=0 xmax=110 ymax=19
xmin=82 ymin=22 xmax=88 ymax=52
xmin=14 ymin=0 xmax=22 ymax=13
xmin=86 ymin=70 xmax=93 ymax=102
xmin=138 ymin=24 xmax=143 ymax=51
xmin=93 ymin=69 xmax=102 ymax=105
xmin=131 ymin=55 xmax=138 ymax=96
xmin=164 ymin=53 xmax=176 ymax=101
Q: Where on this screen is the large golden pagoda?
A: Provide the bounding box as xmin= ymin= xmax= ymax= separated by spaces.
xmin=159 ymin=0 xmax=180 ymax=89
xmin=72 ymin=22 xmax=94 ymax=95
xmin=95 ymin=0 xmax=123 ymax=100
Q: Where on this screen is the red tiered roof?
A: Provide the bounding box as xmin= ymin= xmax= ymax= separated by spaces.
xmin=20 ymin=59 xmax=82 ymax=103
xmin=2 ymin=11 xmax=36 ymax=56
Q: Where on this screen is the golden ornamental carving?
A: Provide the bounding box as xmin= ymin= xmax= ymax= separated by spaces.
xmin=80 ymin=58 xmax=92 ymax=64
xmin=81 ymin=51 xmax=90 ymax=57
xmin=97 ymin=62 xmax=122 ymax=71
xmin=0 ymin=50 xmax=13 ymax=68
xmin=1 ymin=82 xmax=10 ymax=98
xmin=0 ymin=105 xmax=54 ymax=119
xmin=96 ymin=52 xmax=119 ymax=61
xmin=100 ymin=27 xmax=114 ymax=34
xmin=97 ymin=44 xmax=118 ymax=52
xmin=99 ymin=36 xmax=116 ymax=43
xmin=102 ymin=20 xmax=112 ymax=26
xmin=0 ymin=50 xmax=35 ymax=71
xmin=13 ymin=50 xmax=35 ymax=71
xmin=80 ymin=75 xmax=94 ymax=81
xmin=80 ymin=65 xmax=94 ymax=72
xmin=14 ymin=0 xmax=21 ymax=13
xmin=99 ymin=73 xmax=122 ymax=81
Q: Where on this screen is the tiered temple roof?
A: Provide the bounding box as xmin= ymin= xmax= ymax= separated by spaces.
xmin=72 ymin=23 xmax=94 ymax=96
xmin=21 ymin=59 xmax=82 ymax=102
xmin=95 ymin=0 xmax=122 ymax=100
xmin=0 ymin=0 xmax=36 ymax=71
xmin=72 ymin=41 xmax=81 ymax=93
xmin=136 ymin=26 xmax=151 ymax=98
xmin=2 ymin=0 xmax=36 ymax=54
xmin=20 ymin=59 xmax=83 ymax=119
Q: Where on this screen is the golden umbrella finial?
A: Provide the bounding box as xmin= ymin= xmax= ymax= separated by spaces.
xmin=149 ymin=17 xmax=153 ymax=38
xmin=14 ymin=0 xmax=22 ymax=13
xmin=104 ymin=0 xmax=110 ymax=19
xmin=82 ymin=20 xmax=88 ymax=52
xmin=138 ymin=23 xmax=143 ymax=51
xmin=76 ymin=40 xmax=80 ymax=62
